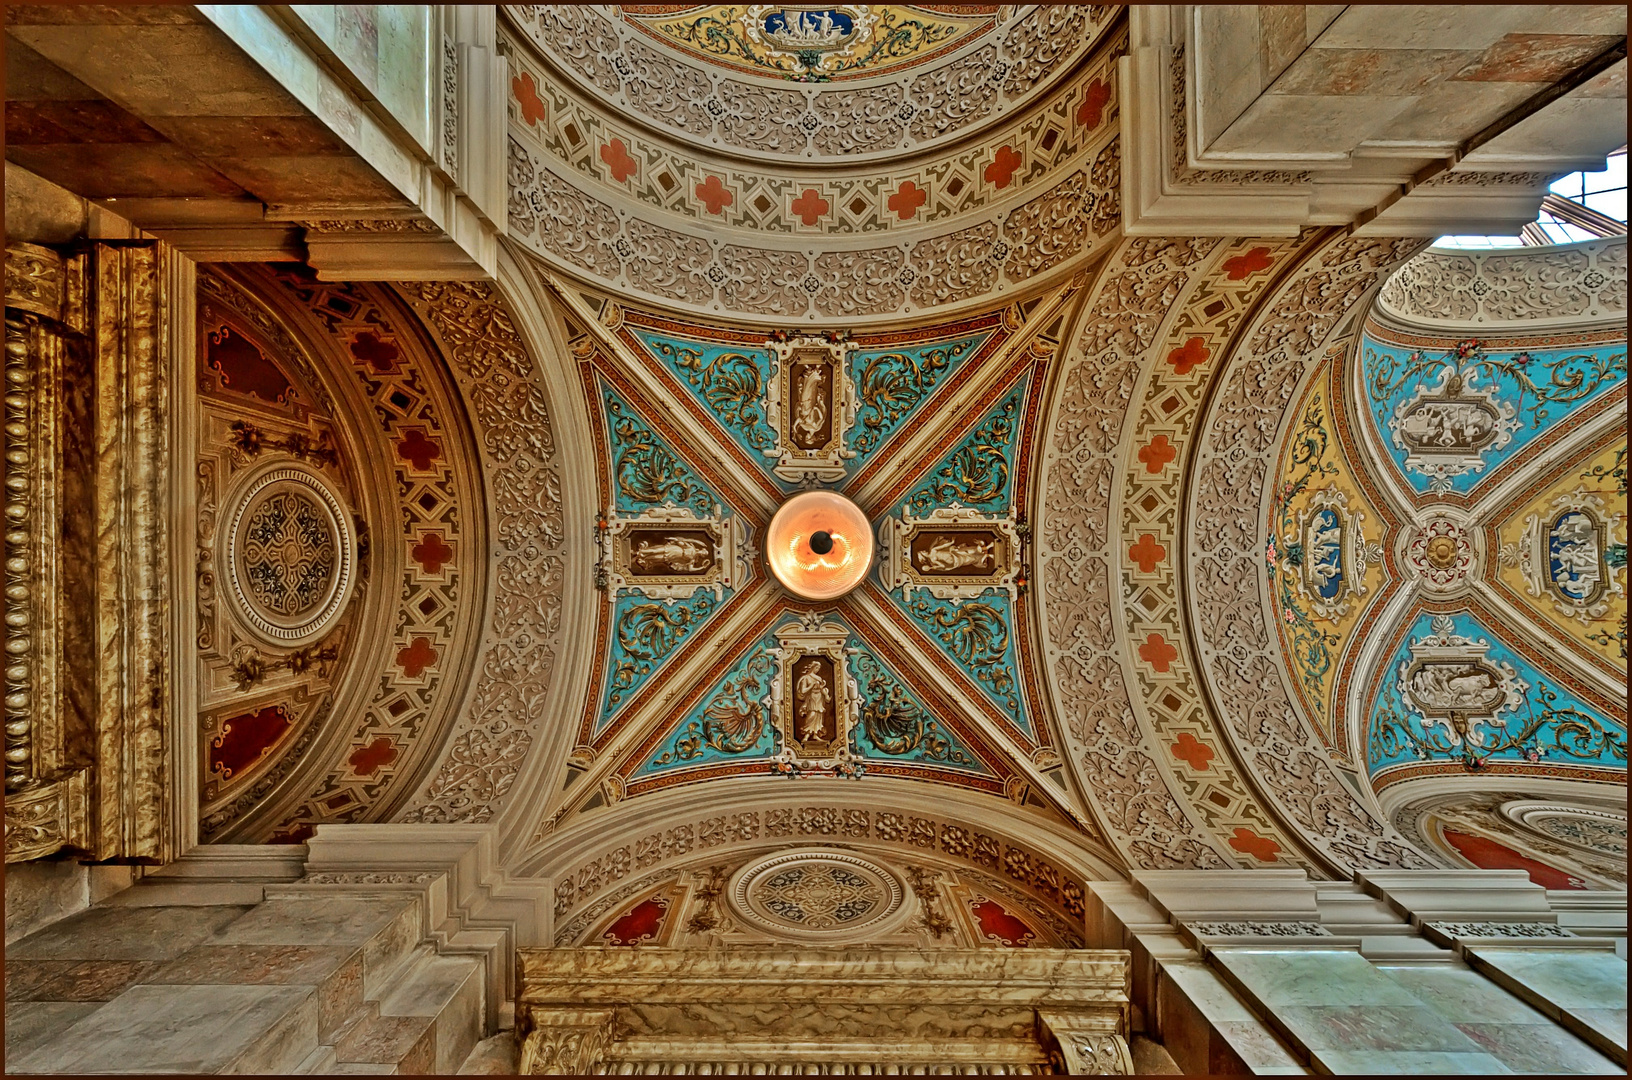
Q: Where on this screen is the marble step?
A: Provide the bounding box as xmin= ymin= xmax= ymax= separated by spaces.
xmin=299 ymin=942 xmax=483 ymax=1073
xmin=375 ymin=948 xmax=485 ymax=1074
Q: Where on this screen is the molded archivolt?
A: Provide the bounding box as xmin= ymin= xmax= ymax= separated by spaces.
xmin=500 ymin=5 xmax=1126 ymax=324
xmin=516 ymin=781 xmax=1125 ymax=949
xmin=565 ymin=842 xmax=1083 ymax=951
xmin=509 ymin=6 xmax=1115 ymax=164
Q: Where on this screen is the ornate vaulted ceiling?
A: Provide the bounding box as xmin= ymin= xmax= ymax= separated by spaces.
xmin=181 ymin=6 xmax=1626 ymax=929
xmin=548 ymin=282 xmax=1068 ymax=815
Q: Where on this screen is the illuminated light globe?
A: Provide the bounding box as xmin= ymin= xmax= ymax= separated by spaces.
xmin=765 ymin=490 xmax=874 ymax=601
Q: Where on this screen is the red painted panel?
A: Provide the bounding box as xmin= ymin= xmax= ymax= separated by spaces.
xmin=1444 ymin=828 xmax=1588 ymax=890
xmin=206 ymin=325 xmax=295 ymax=405
xmin=970 ymin=897 xmax=1037 ymax=947
xmin=603 ymin=895 xmax=670 ymax=946
xmin=210 ymin=704 xmax=294 ymax=782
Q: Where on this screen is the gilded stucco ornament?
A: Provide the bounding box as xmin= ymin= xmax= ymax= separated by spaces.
xmin=1400 ymin=514 xmax=1480 ymax=594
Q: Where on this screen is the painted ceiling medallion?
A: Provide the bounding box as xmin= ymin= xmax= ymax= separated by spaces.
xmin=766 ymin=489 xmax=874 ymax=600
xmin=222 ymin=464 xmax=356 ymax=646
xmin=729 ymin=848 xmax=911 ymax=941
xmin=1401 ymin=516 xmax=1479 ymax=593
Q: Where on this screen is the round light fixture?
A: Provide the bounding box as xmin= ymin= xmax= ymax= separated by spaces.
xmin=765 ymin=490 xmax=874 ymax=600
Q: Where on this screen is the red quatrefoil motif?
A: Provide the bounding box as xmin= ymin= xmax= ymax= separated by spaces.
xmin=411 ymin=532 xmax=453 ymax=575
xmin=1166 ymin=336 xmax=1211 ymax=376
xmin=512 ymin=72 xmax=546 ymax=127
xmin=1076 ymin=79 xmax=1110 ymax=129
xmin=396 ymin=429 xmax=443 ymax=472
xmin=984 ymin=145 xmax=1022 ymax=189
xmin=1171 ymin=732 xmax=1215 ymax=771
xmin=696 ymin=174 xmax=733 ymax=215
xmin=1222 ymin=246 xmax=1274 ymax=280
xmin=600 ymin=138 xmax=638 ymax=183
xmin=396 ymin=636 xmax=438 ymax=678
xmin=791 ymin=188 xmax=829 ymax=226
xmin=348 ymin=737 xmax=398 ymax=777
xmin=887 ymin=180 xmax=928 ymax=220
xmin=1129 ymin=533 xmax=1167 ymax=573
xmin=1138 ymin=434 xmax=1176 ymax=474
xmin=1138 ymin=632 xmax=1179 ymax=673
xmin=1228 ymin=827 xmax=1282 ymax=862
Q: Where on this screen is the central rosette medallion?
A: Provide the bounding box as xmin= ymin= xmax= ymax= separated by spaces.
xmin=765 ymin=490 xmax=874 ymax=600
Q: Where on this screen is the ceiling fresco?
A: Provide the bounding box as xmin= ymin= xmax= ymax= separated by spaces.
xmin=192 ymin=267 xmax=492 ymax=844
xmin=1339 ymin=315 xmax=1627 ymax=800
xmin=546 ymin=274 xmax=1074 ymax=820
xmin=155 ymin=5 xmax=1625 ymax=908
xmin=497 ymin=227 xmax=1626 ymax=902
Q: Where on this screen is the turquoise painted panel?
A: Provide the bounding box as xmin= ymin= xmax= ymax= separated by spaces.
xmin=850 ymin=640 xmax=992 ymax=774
xmin=890 ymin=588 xmax=1034 ymax=742
xmin=629 ymin=330 xmax=781 ymax=464
xmin=1360 ymin=335 xmax=1626 ymax=495
xmin=1366 ymin=610 xmax=1626 ymax=777
xmin=847 ymin=331 xmax=992 ymax=463
xmin=636 ymin=631 xmax=780 ymax=776
xmin=599 ymin=377 xmax=723 ymax=517
xmin=596 ymin=589 xmax=723 ymax=737
xmin=900 ymin=374 xmax=1028 ymax=515
xmin=633 ymin=618 xmax=998 ymax=779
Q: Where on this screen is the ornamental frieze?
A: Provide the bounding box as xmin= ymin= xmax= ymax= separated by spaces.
xmin=507 ymin=5 xmax=1116 ymax=164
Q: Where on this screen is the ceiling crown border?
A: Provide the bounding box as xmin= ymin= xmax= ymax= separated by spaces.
xmin=1375 ymin=236 xmax=1627 ymax=334
xmin=500 ymin=20 xmax=1127 ymax=241
xmin=503 ymin=5 xmax=1120 ymax=167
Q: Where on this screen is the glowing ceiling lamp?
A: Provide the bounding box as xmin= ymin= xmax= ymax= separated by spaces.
xmin=765 ymin=490 xmax=874 ymax=600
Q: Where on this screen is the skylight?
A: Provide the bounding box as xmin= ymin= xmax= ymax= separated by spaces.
xmin=1432 ymin=147 xmax=1627 ymax=251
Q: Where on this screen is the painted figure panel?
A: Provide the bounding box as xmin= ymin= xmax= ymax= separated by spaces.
xmin=1366 ymin=611 xmax=1626 ymax=784
xmin=1360 ymin=333 xmax=1626 ymax=495
xmin=626 ymin=528 xmax=717 ymax=576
